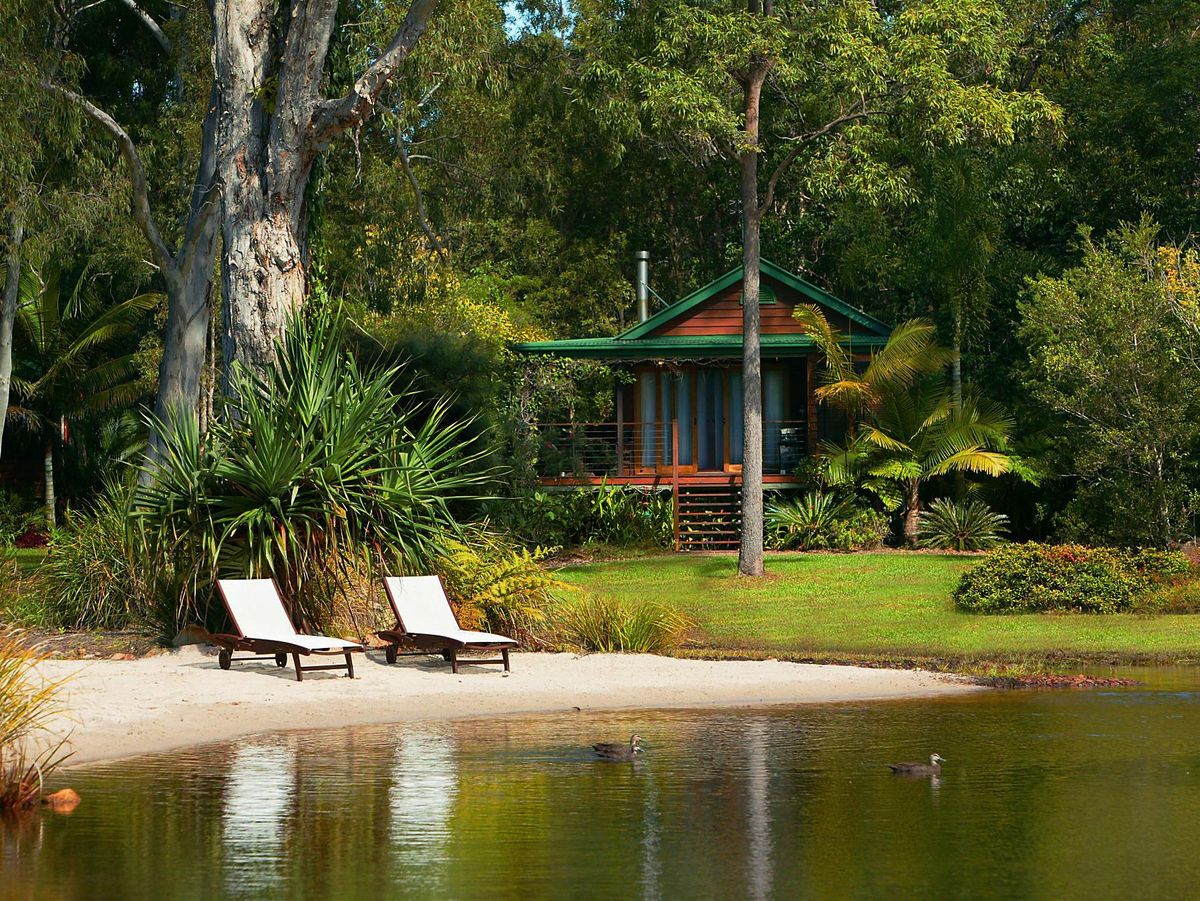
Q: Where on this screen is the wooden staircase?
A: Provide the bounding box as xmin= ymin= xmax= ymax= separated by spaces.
xmin=675 ymin=483 xmax=742 ymax=551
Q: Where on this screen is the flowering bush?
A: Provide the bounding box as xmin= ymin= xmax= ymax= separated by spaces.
xmin=954 ymin=543 xmax=1191 ymax=614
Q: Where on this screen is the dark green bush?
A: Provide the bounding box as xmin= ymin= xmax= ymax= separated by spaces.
xmin=499 ymin=484 xmax=673 ymax=549
xmin=34 ymin=479 xmax=181 ymax=632
xmin=0 ymin=490 xmax=38 ymax=546
xmin=765 ymin=492 xmax=889 ymax=551
xmin=954 ymin=543 xmax=1192 ymax=614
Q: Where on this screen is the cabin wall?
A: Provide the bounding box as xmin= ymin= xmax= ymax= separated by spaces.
xmin=650 ymin=277 xmax=855 ymax=337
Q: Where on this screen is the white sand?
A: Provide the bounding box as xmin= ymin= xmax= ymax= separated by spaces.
xmin=35 ymin=647 xmax=980 ymax=766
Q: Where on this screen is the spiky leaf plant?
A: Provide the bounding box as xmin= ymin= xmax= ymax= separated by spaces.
xmin=138 ymin=308 xmax=493 ymax=632
xmin=918 ymin=498 xmax=1009 ymax=551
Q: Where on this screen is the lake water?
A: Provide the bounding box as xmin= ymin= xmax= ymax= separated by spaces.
xmin=4 ymin=668 xmax=1200 ymax=900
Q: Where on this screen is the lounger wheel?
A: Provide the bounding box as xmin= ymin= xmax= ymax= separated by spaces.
xmin=218 ymin=649 xmax=232 ymax=670
xmin=275 ymin=653 xmax=288 ymax=668
xmin=385 ymin=645 xmax=397 ymax=665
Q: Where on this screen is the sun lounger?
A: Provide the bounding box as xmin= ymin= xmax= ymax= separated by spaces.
xmin=212 ymin=579 xmax=364 ymax=681
xmin=376 ymin=576 xmax=517 ymax=673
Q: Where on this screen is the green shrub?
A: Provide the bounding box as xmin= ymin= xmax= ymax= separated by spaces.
xmin=138 ymin=308 xmax=491 ymax=633
xmin=954 ymin=543 xmax=1193 ymax=614
xmin=500 ymin=484 xmax=673 ymax=549
xmin=765 ymin=492 xmax=889 ymax=551
xmin=434 ymin=536 xmax=567 ymax=646
xmin=34 ymin=479 xmax=179 ymax=632
xmin=0 ymin=490 xmax=38 ymax=546
xmin=918 ymin=498 xmax=1008 ymax=551
xmin=556 ymin=594 xmax=691 ymax=653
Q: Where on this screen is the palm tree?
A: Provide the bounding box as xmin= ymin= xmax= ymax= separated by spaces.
xmin=8 ymin=265 xmax=157 ymax=524
xmin=858 ymin=381 xmax=1012 ymax=545
xmin=796 ymin=306 xmax=1014 ymax=545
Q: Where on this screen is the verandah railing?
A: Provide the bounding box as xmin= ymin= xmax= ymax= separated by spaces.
xmin=531 ymin=420 xmax=808 ymax=479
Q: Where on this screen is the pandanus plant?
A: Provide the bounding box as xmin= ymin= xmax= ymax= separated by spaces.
xmin=138 ymin=308 xmax=494 ymax=632
xmin=794 ymin=305 xmax=1016 ymax=546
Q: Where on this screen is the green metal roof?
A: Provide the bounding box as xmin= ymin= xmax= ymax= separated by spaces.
xmin=512 ymin=258 xmax=892 ymax=361
xmin=514 ymin=333 xmax=889 ymax=361
xmin=618 ymin=258 xmax=892 ymax=340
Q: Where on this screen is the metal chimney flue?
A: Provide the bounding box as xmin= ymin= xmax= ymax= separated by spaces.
xmin=635 ymin=250 xmax=651 ymax=322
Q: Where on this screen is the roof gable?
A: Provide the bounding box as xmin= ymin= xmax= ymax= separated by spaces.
xmin=618 ymin=259 xmax=891 ymax=341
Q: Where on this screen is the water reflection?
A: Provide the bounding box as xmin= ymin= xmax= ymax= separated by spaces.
xmin=221 ymin=742 xmax=296 ymax=894
xmin=744 ymin=718 xmax=772 ymax=901
xmin=389 ymin=729 xmax=458 ymax=890
xmin=5 ymin=676 xmax=1200 ymax=899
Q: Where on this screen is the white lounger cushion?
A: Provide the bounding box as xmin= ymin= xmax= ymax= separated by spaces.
xmin=384 ymin=576 xmax=516 ymax=646
xmin=217 ymin=579 xmax=362 ymax=651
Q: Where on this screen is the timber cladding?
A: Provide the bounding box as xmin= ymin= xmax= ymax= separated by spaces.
xmin=650 ymin=277 xmax=855 ymax=337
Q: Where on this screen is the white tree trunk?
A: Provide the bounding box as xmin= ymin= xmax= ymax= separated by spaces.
xmin=210 ymin=0 xmax=437 ymax=383
xmin=148 ymin=92 xmax=220 ymax=466
xmin=738 ymin=69 xmax=766 ymax=578
xmin=0 ymin=209 xmax=23 ymax=460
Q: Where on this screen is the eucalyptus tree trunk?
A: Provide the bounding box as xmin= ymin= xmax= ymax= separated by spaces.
xmin=211 ymin=0 xmax=437 ymax=382
xmin=0 ymin=209 xmax=23 ymax=460
xmin=738 ymin=62 xmax=768 ymax=578
xmin=150 ymin=92 xmax=220 ymax=466
xmin=43 ymin=82 xmax=220 ymax=476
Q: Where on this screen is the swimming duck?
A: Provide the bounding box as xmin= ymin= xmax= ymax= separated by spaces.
xmin=888 ymin=753 xmax=945 ymax=776
xmin=593 ymin=733 xmax=644 ymax=760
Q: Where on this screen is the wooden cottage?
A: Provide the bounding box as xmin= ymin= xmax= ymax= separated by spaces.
xmin=514 ymin=258 xmax=892 ymax=548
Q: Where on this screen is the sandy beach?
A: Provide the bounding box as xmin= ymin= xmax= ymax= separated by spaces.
xmin=34 ymin=647 xmax=981 ymax=766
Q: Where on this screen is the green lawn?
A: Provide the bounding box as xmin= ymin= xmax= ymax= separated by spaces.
xmin=558 ymin=552 xmax=1200 ymax=667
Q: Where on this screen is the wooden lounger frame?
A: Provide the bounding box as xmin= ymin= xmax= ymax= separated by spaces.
xmin=375 ymin=579 xmax=515 ymax=674
xmin=213 ymin=581 xmax=362 ymax=682
xmin=208 ymin=635 xmax=358 ymax=682
xmin=373 ymin=634 xmax=511 ymax=674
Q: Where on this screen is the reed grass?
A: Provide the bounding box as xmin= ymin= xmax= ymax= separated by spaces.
xmin=556 ymin=594 xmax=691 ymax=653
xmin=0 ymin=630 xmax=70 ymax=813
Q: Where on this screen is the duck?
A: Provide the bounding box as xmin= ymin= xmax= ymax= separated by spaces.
xmin=888 ymin=753 xmax=945 ymax=776
xmin=593 ymin=733 xmax=644 ymax=761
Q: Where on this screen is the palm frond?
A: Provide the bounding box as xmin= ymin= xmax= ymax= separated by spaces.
xmin=792 ymin=304 xmax=852 ymax=384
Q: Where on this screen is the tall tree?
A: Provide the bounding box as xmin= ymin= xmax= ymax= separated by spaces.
xmin=41 ymin=0 xmax=219 ymax=467
xmin=577 ymin=0 xmax=1054 ymax=574
xmin=211 ymin=0 xmax=438 ymax=377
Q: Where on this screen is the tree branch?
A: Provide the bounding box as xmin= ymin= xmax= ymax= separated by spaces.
xmin=42 ymin=81 xmax=177 ymax=277
xmin=397 ymin=133 xmax=447 ymax=260
xmin=116 ymin=0 xmax=172 ymax=55
xmin=308 ymin=0 xmax=439 ymax=147
xmin=757 ymin=106 xmax=878 ymax=216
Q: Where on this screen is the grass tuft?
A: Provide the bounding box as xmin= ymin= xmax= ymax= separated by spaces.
xmin=0 ymin=629 xmax=71 ymax=813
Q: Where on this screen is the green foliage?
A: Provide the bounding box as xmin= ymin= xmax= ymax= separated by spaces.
xmin=33 ymin=478 xmax=176 ymax=632
xmin=8 ymin=264 xmax=157 ymax=435
xmin=918 ymin=498 xmax=1008 ymax=551
xmin=953 ymin=544 xmax=1192 ymax=614
xmin=765 ymin=492 xmax=888 ymax=552
xmin=801 ymin=304 xmax=1020 ymax=543
xmin=137 ymin=308 xmax=492 ymax=633
xmin=1020 ymin=218 xmax=1200 ymax=546
xmin=0 ymin=489 xmax=38 ymax=545
xmin=434 ymin=536 xmax=567 ymax=646
xmin=556 ymin=594 xmax=691 ymax=653
xmin=500 ymin=484 xmax=674 ymax=549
